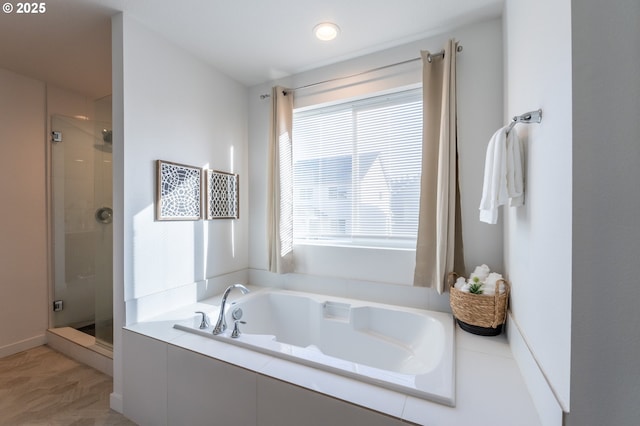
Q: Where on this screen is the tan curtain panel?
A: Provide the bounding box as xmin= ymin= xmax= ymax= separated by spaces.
xmin=267 ymin=86 xmax=294 ymax=273
xmin=414 ymin=39 xmax=465 ymax=293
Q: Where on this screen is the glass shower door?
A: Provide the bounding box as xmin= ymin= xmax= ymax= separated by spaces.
xmin=51 ymin=114 xmax=113 ymax=348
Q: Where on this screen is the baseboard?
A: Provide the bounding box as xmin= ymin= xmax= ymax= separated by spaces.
xmin=110 ymin=392 xmax=124 ymax=413
xmin=0 ymin=334 xmax=47 ymax=358
xmin=507 ymin=312 xmax=565 ymax=426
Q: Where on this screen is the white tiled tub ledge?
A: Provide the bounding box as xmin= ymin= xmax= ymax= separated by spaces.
xmin=123 ymin=285 xmax=542 ymax=425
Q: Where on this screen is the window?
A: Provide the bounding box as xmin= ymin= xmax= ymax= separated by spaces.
xmin=292 ymin=88 xmax=422 ymax=249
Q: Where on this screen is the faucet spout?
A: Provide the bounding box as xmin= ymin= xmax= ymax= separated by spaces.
xmin=212 ymin=284 xmax=250 ymax=335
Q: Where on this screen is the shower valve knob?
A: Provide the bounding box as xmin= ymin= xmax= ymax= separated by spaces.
xmin=95 ymin=207 xmax=113 ymax=224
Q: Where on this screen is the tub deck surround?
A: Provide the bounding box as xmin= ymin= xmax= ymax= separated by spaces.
xmin=123 ymin=285 xmax=542 ymax=425
xmin=174 ymin=288 xmax=455 ymax=405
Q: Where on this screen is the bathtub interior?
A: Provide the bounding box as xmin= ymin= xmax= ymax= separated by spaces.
xmin=173 ymin=288 xmax=455 ymax=406
xmin=234 ymin=292 xmax=445 ymax=375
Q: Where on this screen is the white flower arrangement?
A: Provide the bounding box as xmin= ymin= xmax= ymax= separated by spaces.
xmin=454 ymin=264 xmax=506 ymax=295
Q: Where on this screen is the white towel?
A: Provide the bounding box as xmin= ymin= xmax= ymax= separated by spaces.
xmin=454 ymin=277 xmax=467 ymax=290
xmin=483 ymin=272 xmax=506 ymax=295
xmin=454 ymin=277 xmax=472 ymax=292
xmin=506 ymin=129 xmax=524 ymax=207
xmin=469 ymin=264 xmax=491 ymax=282
xmin=479 ymin=126 xmax=524 ymax=224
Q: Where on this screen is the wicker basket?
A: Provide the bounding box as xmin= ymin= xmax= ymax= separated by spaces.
xmin=448 ymin=272 xmax=510 ymax=336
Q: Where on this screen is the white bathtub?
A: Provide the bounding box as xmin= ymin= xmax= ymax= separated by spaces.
xmin=174 ymin=288 xmax=455 ymax=406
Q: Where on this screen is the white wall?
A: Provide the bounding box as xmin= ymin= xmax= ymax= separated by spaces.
xmin=503 ymin=0 xmax=573 ymax=416
xmin=0 ymin=68 xmax=48 ymax=357
xmin=0 ymin=67 xmax=98 ymax=358
xmin=119 ymin=13 xmax=248 ymax=311
xmin=504 ymin=2 xmax=640 ymax=425
xmin=569 ymin=1 xmax=640 ymax=425
xmin=112 ymin=12 xmax=249 ymax=409
xmin=248 ymin=19 xmax=504 ymax=310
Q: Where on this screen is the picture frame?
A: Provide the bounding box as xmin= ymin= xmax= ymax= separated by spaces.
xmin=205 ymin=169 xmax=239 ymax=220
xmin=156 ymin=160 xmax=202 ymax=221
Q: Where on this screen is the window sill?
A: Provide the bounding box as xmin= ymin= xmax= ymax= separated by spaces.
xmin=293 ymin=240 xmax=416 ymax=252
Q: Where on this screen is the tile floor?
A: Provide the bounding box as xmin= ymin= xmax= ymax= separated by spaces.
xmin=0 ymin=345 xmax=135 ymax=425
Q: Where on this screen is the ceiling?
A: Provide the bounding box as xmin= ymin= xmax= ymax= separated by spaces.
xmin=0 ymin=0 xmax=503 ymax=99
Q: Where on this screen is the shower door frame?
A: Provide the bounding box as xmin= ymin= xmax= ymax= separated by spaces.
xmin=47 ymin=113 xmax=113 ymax=349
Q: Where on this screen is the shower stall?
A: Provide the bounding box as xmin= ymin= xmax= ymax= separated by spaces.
xmin=50 ymin=97 xmax=113 ymax=348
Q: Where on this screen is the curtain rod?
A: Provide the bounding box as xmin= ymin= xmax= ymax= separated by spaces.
xmin=258 ymin=44 xmax=463 ymax=99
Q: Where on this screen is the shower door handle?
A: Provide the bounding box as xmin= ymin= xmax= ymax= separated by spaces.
xmin=95 ymin=207 xmax=113 ymax=224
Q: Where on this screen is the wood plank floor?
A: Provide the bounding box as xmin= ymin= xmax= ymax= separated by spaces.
xmin=0 ymin=345 xmax=136 ymax=425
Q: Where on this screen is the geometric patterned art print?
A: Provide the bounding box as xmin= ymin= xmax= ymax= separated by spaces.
xmin=156 ymin=160 xmax=202 ymax=221
xmin=205 ymin=169 xmax=239 ymax=219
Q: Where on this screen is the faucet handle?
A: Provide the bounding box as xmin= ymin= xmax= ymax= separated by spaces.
xmin=231 ymin=320 xmax=246 ymax=338
xmin=195 ymin=311 xmax=210 ymax=329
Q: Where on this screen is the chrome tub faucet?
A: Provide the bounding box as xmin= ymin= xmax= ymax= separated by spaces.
xmin=212 ymin=284 xmax=250 ymax=335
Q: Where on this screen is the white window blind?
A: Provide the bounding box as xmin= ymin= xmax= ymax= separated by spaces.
xmin=292 ymin=88 xmax=422 ymax=249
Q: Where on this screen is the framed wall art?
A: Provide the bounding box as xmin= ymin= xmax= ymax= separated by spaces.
xmin=156 ymin=160 xmax=202 ymax=221
xmin=205 ymin=169 xmax=239 ymax=220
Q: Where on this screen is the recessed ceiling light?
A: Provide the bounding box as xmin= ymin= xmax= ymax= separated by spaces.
xmin=313 ymin=22 xmax=340 ymax=41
